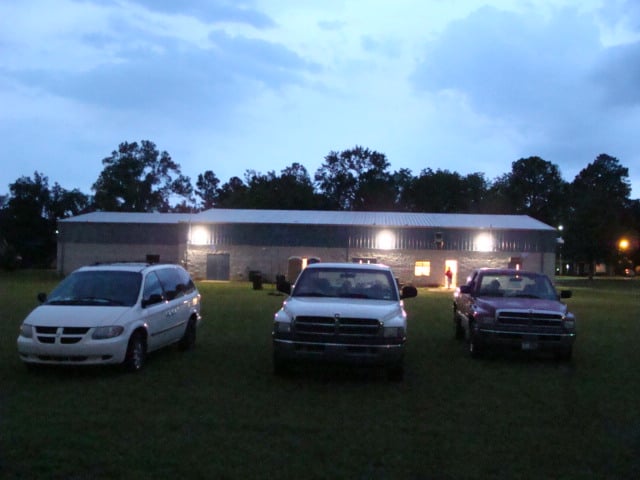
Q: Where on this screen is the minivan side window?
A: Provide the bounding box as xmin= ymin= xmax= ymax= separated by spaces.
xmin=155 ymin=268 xmax=183 ymax=300
xmin=142 ymin=272 xmax=164 ymax=306
xmin=176 ymin=267 xmax=196 ymax=294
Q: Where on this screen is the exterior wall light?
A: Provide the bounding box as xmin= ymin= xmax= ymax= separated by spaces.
xmin=190 ymin=225 xmax=210 ymax=245
xmin=376 ymin=230 xmax=395 ymax=250
xmin=475 ymin=232 xmax=494 ymax=252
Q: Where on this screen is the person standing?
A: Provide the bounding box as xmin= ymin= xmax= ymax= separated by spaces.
xmin=445 ymin=267 xmax=453 ymax=288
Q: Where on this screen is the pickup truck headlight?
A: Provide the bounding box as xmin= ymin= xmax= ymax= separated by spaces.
xmin=92 ymin=326 xmax=124 ymax=340
xmin=472 ymin=307 xmax=494 ymax=325
xmin=563 ymin=314 xmax=575 ymax=330
xmin=383 ymin=326 xmax=405 ymax=338
xmin=273 ymin=321 xmax=291 ymax=334
xmin=19 ymin=324 xmax=33 ymax=338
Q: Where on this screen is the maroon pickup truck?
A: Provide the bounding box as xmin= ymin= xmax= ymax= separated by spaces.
xmin=453 ymin=268 xmax=576 ymax=360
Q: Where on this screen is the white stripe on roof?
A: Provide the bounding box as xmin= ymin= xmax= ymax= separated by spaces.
xmin=61 ymin=209 xmax=554 ymax=231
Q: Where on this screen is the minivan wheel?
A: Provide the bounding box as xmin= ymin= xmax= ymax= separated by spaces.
xmin=123 ymin=331 xmax=146 ymax=372
xmin=179 ymin=318 xmax=197 ymax=351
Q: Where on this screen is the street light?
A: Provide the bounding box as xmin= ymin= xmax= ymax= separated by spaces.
xmin=557 ymin=225 xmax=564 ymax=275
xmin=617 ymin=238 xmax=632 ymax=276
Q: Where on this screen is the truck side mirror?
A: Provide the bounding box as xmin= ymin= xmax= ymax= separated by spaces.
xmin=277 ymin=281 xmax=292 ymax=295
xmin=400 ymin=285 xmax=417 ymax=299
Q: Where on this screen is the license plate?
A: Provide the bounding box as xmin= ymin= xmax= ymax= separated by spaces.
xmin=521 ymin=340 xmax=538 ymax=351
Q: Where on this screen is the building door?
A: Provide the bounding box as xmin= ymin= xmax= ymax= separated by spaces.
xmin=445 ymin=259 xmax=458 ymax=288
xmin=206 ymin=253 xmax=230 ymax=280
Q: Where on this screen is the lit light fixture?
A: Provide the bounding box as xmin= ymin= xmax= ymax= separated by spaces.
xmin=619 ymin=238 xmax=630 ymax=251
xmin=190 ymin=226 xmax=210 ymax=245
xmin=376 ymin=230 xmax=395 ymax=250
xmin=475 ymin=233 xmax=494 ymax=252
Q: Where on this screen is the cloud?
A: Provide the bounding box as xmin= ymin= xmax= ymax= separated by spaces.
xmin=0 ymin=0 xmax=638 ymax=198
xmin=413 ymin=7 xmax=599 ymax=121
xmin=81 ymin=0 xmax=275 ymax=28
xmin=592 ymin=41 xmax=640 ymax=106
xmin=410 ymin=5 xmax=640 ymax=185
xmin=6 ymin=3 xmax=318 ymax=129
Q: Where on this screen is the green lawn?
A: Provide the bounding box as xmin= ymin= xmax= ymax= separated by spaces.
xmin=1 ymin=272 xmax=639 ymax=479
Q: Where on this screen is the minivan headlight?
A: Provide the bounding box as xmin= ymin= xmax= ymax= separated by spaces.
xmin=19 ymin=324 xmax=33 ymax=338
xmin=92 ymin=326 xmax=124 ymax=339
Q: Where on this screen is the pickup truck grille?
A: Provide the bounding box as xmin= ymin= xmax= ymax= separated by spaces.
xmin=496 ymin=310 xmax=563 ymax=328
xmin=293 ymin=316 xmax=381 ymax=343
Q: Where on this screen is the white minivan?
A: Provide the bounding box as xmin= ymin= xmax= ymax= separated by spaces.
xmin=17 ymin=263 xmax=201 ymax=371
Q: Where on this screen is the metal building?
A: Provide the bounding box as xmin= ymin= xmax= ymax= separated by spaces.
xmin=57 ymin=208 xmax=558 ymax=286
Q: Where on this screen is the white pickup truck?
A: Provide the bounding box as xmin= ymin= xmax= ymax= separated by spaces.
xmin=272 ymin=262 xmax=417 ymax=380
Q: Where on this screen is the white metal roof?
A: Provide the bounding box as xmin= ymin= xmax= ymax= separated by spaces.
xmin=61 ymin=212 xmax=192 ymax=224
xmin=62 ymin=209 xmax=554 ymax=231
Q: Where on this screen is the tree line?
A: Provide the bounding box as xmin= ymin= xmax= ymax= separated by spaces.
xmin=1 ymin=140 xmax=638 ymax=272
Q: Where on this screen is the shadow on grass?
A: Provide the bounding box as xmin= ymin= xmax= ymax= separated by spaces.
xmin=273 ymin=362 xmax=401 ymax=384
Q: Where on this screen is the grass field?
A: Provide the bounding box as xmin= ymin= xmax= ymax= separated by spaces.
xmin=1 ymin=271 xmax=639 ymax=479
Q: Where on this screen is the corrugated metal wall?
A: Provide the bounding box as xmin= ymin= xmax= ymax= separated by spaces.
xmin=197 ymin=224 xmax=557 ymax=253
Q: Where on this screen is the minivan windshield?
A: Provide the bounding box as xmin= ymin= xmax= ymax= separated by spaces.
xmin=293 ymin=268 xmax=398 ymax=300
xmin=46 ymin=270 xmax=142 ymax=306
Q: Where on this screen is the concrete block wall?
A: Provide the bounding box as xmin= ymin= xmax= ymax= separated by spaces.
xmin=184 ymin=245 xmax=556 ymax=286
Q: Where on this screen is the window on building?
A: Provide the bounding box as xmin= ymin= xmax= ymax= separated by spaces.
xmin=415 ymin=261 xmax=431 ymax=276
xmin=434 ymin=232 xmax=444 ymax=249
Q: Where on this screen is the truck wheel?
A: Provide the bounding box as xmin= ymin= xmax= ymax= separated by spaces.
xmin=273 ymin=354 xmax=289 ymax=376
xmin=454 ymin=306 xmax=464 ymax=340
xmin=387 ymin=362 xmax=404 ymax=382
xmin=556 ymin=346 xmax=573 ymax=361
xmin=468 ymin=325 xmax=482 ymax=358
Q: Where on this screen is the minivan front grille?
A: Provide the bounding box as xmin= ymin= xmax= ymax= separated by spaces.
xmin=34 ymin=326 xmax=91 ymax=344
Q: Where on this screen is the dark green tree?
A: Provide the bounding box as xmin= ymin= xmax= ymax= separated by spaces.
xmin=237 ymin=164 xmax=320 ymax=210
xmin=48 ymin=183 xmax=91 ymax=220
xmin=92 ymin=140 xmax=193 ymax=212
xmin=462 ymin=172 xmax=491 ymax=213
xmin=489 ymin=156 xmax=568 ymax=225
xmin=401 ymin=169 xmax=490 ymax=213
xmin=564 ymin=154 xmax=632 ymax=274
xmin=2 ymin=172 xmax=54 ymax=267
xmin=195 ymin=170 xmax=220 ymax=210
xmin=314 ymin=146 xmax=393 ymax=210
xmin=215 ymin=176 xmax=249 ymax=208
xmin=274 ymin=163 xmax=320 ymax=210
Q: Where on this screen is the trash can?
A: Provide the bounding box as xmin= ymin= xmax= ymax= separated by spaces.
xmin=251 ymin=271 xmax=263 ymax=290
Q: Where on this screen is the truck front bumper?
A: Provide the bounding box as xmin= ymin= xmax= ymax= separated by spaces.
xmin=273 ymin=338 xmax=405 ymax=366
xmin=475 ymin=326 xmax=575 ymax=353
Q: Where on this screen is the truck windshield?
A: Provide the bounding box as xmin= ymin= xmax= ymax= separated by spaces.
xmin=293 ymin=268 xmax=398 ymax=300
xmin=477 ymin=273 xmax=557 ymax=300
